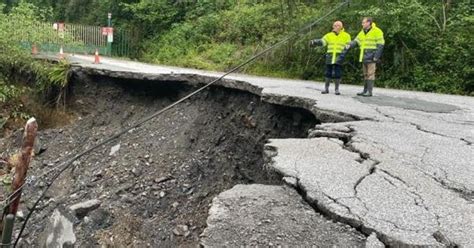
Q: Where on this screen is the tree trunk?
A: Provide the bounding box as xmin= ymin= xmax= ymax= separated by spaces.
xmin=446 ymin=0 xmax=452 ymax=10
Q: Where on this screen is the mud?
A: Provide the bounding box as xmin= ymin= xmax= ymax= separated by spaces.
xmin=3 ymin=72 xmax=320 ymax=247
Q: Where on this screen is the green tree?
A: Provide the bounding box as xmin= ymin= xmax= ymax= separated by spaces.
xmin=0 ymin=2 xmax=73 ymax=127
xmin=7 ymin=0 xmax=474 ymax=95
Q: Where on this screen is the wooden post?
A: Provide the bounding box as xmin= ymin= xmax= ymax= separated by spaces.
xmin=8 ymin=118 xmax=38 ymax=215
xmin=1 ymin=214 xmax=14 ymax=247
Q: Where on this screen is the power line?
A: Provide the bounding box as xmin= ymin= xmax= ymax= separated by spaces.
xmin=14 ymin=1 xmax=349 ymax=246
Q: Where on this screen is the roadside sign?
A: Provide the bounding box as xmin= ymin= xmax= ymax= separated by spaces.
xmin=102 ymin=27 xmax=114 ymax=42
xmin=101 ymin=27 xmax=113 ymax=36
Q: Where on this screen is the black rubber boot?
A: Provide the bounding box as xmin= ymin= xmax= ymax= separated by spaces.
xmin=357 ymin=80 xmax=368 ymax=96
xmin=321 ymin=78 xmax=330 ymax=94
xmin=362 ymin=80 xmax=374 ymax=97
xmin=334 ymin=79 xmax=341 ymax=95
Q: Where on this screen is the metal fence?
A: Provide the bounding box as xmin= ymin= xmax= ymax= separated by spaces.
xmin=19 ymin=22 xmax=136 ymax=58
xmin=112 ymin=28 xmax=139 ymax=58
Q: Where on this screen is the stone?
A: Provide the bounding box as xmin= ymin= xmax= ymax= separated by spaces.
xmin=68 ymin=199 xmax=101 ymax=218
xmin=109 ymin=144 xmax=120 ymax=156
xmin=131 ymin=167 xmax=141 ymax=177
xmin=282 ymin=176 xmax=298 ymax=188
xmin=93 ymin=170 xmax=103 ymax=177
xmin=16 ymin=210 xmax=25 ymax=221
xmin=366 ymin=233 xmax=384 ymax=248
xmin=41 ymin=208 xmax=77 ymax=248
xmin=173 ymin=225 xmax=190 ymax=237
xmin=33 ymin=138 xmax=47 ymax=155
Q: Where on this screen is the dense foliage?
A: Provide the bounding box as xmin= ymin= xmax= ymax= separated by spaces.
xmin=0 ymin=2 xmax=71 ymax=129
xmin=3 ymin=0 xmax=473 ymax=95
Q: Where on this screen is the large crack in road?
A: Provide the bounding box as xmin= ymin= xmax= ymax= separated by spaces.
xmin=265 ymin=121 xmax=472 ymax=247
xmin=2 ymin=62 xmax=472 ymax=247
xmin=1 ymin=71 xmax=368 ymax=247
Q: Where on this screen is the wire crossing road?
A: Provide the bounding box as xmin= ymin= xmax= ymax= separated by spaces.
xmin=61 ymin=54 xmax=474 ymax=247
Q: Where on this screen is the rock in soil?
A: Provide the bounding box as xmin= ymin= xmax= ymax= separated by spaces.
xmin=6 ymin=74 xmax=322 ymax=247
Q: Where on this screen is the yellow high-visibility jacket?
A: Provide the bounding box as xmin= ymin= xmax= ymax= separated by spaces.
xmin=311 ymin=29 xmax=351 ymax=64
xmin=351 ymin=22 xmax=385 ymax=63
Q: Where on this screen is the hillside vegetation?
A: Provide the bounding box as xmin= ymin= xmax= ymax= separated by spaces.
xmin=0 ymin=3 xmax=73 ymax=132
xmin=2 ymin=0 xmax=473 ymax=96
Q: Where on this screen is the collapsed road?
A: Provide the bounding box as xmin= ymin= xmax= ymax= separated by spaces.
xmin=1 ymin=54 xmax=473 ymax=247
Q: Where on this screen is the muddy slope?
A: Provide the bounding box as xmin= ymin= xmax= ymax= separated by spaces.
xmin=10 ymin=73 xmax=319 ymax=247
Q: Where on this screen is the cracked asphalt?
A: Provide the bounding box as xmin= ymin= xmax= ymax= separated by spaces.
xmin=64 ymin=54 xmax=473 ymax=247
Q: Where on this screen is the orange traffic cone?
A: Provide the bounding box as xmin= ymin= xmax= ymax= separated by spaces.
xmin=93 ymin=49 xmax=101 ymax=64
xmin=58 ymin=46 xmax=65 ymax=60
xmin=31 ymin=43 xmax=38 ymax=55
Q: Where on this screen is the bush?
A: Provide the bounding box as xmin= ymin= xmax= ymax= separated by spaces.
xmin=0 ymin=2 xmax=73 ymax=131
xmin=137 ymin=0 xmax=472 ymax=95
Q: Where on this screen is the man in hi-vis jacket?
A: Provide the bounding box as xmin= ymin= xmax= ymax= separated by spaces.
xmin=345 ymin=17 xmax=385 ymax=97
xmin=310 ymin=21 xmax=351 ymax=95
